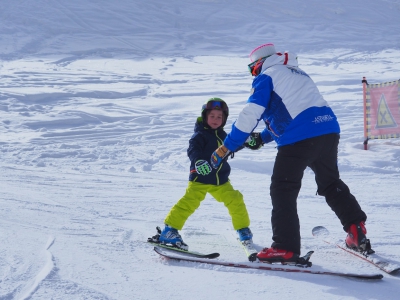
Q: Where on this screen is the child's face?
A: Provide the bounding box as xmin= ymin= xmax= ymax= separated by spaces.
xmin=207 ymin=109 xmax=224 ymax=129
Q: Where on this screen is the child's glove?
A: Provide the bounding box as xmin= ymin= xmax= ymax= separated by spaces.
xmin=244 ymin=132 xmax=264 ymax=150
xmin=195 ymin=160 xmax=212 ymax=175
xmin=210 ymin=145 xmax=230 ymax=169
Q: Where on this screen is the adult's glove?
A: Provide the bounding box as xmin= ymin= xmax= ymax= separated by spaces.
xmin=244 ymin=132 xmax=264 ymax=150
xmin=210 ymin=145 xmax=230 ymax=169
xmin=195 ymin=160 xmax=212 ymax=175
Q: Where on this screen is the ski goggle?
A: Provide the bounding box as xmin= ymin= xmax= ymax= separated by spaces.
xmin=247 ymin=56 xmax=269 ymax=76
xmin=202 ymin=100 xmax=229 ymax=113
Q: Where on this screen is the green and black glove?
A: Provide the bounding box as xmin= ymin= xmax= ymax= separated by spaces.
xmin=244 ymin=132 xmax=264 ymax=150
xmin=195 ymin=159 xmax=212 ymax=175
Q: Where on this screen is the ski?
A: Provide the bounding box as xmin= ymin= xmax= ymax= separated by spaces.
xmin=237 ymin=239 xmax=258 ymax=262
xmin=312 ymin=226 xmax=400 ymax=274
xmin=154 ymin=246 xmax=383 ymax=280
xmin=148 ymin=241 xmax=220 ymax=259
xmin=147 ymin=226 xmax=220 ymax=259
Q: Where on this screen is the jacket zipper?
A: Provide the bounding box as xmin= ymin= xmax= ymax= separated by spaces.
xmin=215 ymin=130 xmax=225 ymax=185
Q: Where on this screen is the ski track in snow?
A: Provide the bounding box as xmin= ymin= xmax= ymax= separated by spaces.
xmin=16 ymin=237 xmax=56 ymax=300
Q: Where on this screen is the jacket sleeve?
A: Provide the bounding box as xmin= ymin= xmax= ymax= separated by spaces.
xmin=260 ymin=128 xmax=274 ymax=144
xmin=224 ymin=75 xmax=274 ymax=151
xmin=187 ymin=133 xmax=206 ymax=162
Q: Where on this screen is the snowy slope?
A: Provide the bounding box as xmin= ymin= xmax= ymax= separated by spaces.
xmin=1 ymin=0 xmax=400 ymax=59
xmin=1 ymin=1 xmax=400 ymax=299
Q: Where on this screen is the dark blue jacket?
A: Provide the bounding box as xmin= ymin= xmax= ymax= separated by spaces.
xmin=188 ymin=118 xmax=230 ymax=185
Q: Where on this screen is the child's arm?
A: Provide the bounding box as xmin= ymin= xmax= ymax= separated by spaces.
xmin=187 ymin=134 xmax=213 ymax=176
xmin=187 ymin=134 xmax=206 ymax=162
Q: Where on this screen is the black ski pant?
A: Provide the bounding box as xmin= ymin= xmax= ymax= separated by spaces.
xmin=270 ymin=133 xmax=367 ymax=254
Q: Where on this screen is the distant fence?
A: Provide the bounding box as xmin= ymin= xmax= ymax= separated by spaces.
xmin=363 ymin=77 xmax=400 ymax=150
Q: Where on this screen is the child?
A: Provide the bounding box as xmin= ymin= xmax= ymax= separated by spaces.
xmin=155 ymin=97 xmax=252 ymax=250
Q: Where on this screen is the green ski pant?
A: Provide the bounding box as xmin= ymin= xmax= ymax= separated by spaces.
xmin=164 ymin=181 xmax=250 ymax=230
